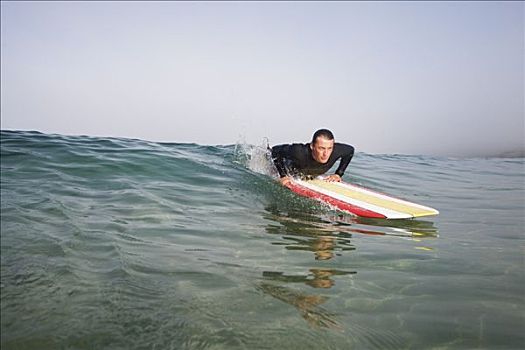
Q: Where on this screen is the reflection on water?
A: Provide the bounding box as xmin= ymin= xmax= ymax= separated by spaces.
xmin=264 ymin=204 xmax=438 ymax=261
xmin=259 ymin=203 xmax=439 ymax=329
xmin=272 ymin=234 xmax=354 ymax=261
xmin=256 ymin=283 xmax=343 ymax=330
xmin=349 ymin=215 xmax=439 ymax=238
xmin=262 ymin=269 xmax=356 ymax=289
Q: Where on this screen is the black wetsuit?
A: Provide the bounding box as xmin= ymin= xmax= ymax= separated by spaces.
xmin=271 ymin=143 xmax=355 ymax=179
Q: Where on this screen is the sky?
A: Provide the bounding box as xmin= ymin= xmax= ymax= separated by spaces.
xmin=1 ymin=1 xmax=523 ymax=156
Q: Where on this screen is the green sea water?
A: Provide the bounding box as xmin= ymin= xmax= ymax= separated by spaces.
xmin=1 ymin=130 xmax=524 ymax=349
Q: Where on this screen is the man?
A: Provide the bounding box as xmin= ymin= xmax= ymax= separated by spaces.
xmin=271 ymin=129 xmax=355 ymax=186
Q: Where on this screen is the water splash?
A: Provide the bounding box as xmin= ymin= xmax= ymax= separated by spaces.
xmin=234 ymin=138 xmax=278 ymax=177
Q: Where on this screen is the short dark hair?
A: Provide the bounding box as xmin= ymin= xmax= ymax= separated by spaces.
xmin=311 ymin=129 xmax=334 ymax=144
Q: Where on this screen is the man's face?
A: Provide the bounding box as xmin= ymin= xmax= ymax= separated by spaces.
xmin=310 ymin=136 xmax=334 ymax=164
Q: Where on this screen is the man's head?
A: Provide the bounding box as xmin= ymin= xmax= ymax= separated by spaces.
xmin=310 ymin=129 xmax=335 ymax=164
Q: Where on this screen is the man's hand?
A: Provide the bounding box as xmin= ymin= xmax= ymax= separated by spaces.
xmin=279 ymin=176 xmax=293 ymax=186
xmin=325 ymin=174 xmax=341 ymax=182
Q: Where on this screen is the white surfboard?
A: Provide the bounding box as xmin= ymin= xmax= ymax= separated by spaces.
xmin=286 ymin=178 xmax=439 ymax=219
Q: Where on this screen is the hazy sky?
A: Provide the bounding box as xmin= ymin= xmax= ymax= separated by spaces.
xmin=1 ymin=1 xmax=523 ymax=156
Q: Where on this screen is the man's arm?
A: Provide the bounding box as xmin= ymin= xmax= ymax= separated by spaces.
xmin=333 ymin=143 xmax=355 ymax=178
xmin=271 ymin=144 xmax=291 ymax=178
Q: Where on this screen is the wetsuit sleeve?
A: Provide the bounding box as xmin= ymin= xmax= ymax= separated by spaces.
xmin=271 ymin=144 xmax=290 ymax=177
xmin=334 ymin=144 xmax=355 ymax=177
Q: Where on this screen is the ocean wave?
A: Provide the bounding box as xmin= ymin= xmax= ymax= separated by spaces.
xmin=2 ymin=130 xmax=524 ymax=349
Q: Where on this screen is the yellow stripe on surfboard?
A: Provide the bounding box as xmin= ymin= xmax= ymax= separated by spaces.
xmin=307 ymin=179 xmax=438 ymax=218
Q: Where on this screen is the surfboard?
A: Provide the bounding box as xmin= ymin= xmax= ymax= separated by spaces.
xmin=285 ymin=178 xmax=439 ymax=219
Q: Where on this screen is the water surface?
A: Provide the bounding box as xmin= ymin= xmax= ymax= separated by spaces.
xmin=1 ymin=130 xmax=524 ymax=349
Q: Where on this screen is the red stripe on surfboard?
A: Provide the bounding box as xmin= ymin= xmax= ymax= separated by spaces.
xmin=286 ymin=182 xmax=387 ymax=219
